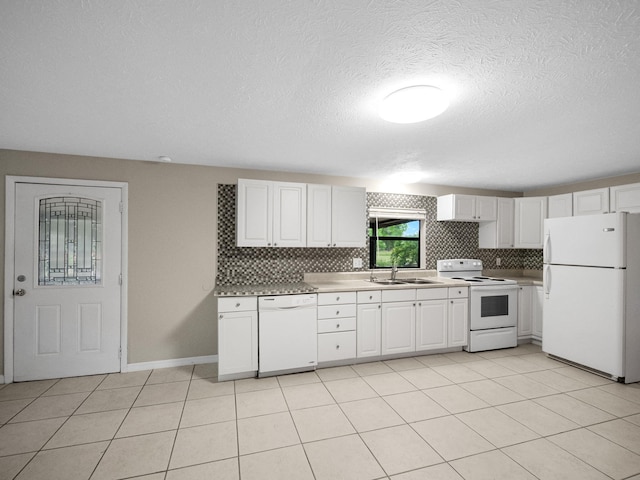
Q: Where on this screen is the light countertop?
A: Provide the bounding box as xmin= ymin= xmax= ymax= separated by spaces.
xmin=213 ymin=269 xmax=543 ymax=297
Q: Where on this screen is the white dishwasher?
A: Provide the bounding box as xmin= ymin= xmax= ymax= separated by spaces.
xmin=258 ymin=294 xmax=318 ymax=377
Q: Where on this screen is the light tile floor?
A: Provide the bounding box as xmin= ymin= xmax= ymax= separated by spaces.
xmin=1 ymin=345 xmax=640 ymax=479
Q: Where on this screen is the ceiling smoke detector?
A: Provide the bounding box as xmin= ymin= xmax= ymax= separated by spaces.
xmin=379 ymin=85 xmax=449 ymax=124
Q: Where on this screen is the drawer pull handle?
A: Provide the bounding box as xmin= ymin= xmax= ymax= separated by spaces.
xmin=369 ymin=295 xmax=373 ymax=300
xmin=336 ymin=296 xmax=340 ymax=301
xmin=336 ymin=310 xmax=340 ymax=315
xmin=336 ymin=323 xmax=340 ymax=329
xmin=336 ymin=344 xmax=340 ymax=349
xmin=235 ymin=303 xmax=240 ymax=308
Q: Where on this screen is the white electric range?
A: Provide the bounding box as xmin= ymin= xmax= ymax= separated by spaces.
xmin=437 ymin=259 xmax=518 ymax=352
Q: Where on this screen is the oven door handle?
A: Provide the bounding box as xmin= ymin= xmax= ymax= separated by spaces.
xmin=471 ymin=286 xmax=518 ymax=292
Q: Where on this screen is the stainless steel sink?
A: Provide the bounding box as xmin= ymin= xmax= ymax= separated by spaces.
xmin=371 ymin=278 xmax=442 ymax=285
xmin=373 ymin=280 xmax=406 ymax=285
xmin=399 ymin=278 xmax=442 ymax=284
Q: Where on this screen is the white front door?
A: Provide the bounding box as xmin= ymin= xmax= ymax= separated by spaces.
xmin=13 ymin=182 xmax=123 ymax=381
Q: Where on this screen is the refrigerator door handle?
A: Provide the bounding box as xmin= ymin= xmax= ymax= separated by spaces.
xmin=543 ymin=233 xmax=551 ymax=264
xmin=544 ymin=265 xmax=551 ymax=296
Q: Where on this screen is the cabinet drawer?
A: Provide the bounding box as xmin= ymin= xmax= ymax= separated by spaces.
xmin=318 ymin=331 xmax=356 ymax=362
xmin=317 ymin=292 xmax=357 ymax=305
xmin=416 ymin=288 xmax=448 ymax=301
xmin=448 ymin=287 xmax=469 ymax=298
xmin=357 ymin=290 xmax=381 ymax=304
xmin=381 ymin=289 xmax=416 ymax=303
xmin=318 ymin=317 xmax=356 ymax=333
xmin=318 ymin=304 xmax=357 ymax=319
xmin=218 ymin=296 xmax=257 ymax=312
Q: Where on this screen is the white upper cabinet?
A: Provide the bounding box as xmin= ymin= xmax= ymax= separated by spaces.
xmin=514 ymin=196 xmax=547 ymax=248
xmin=573 ymin=188 xmax=609 ymax=216
xmin=307 ymin=184 xmax=333 ymax=247
xmin=237 ymin=179 xmax=306 ymax=247
xmin=236 ymin=179 xmax=273 ymax=247
xmin=273 ymin=182 xmax=307 ymax=247
xmin=547 ymin=193 xmax=573 ymax=218
xmin=330 ymin=185 xmax=367 ymax=247
xmin=437 ymin=194 xmax=497 ymax=221
xmin=610 ymin=182 xmax=640 ymax=213
xmin=478 ymin=197 xmax=514 ymax=248
xmin=307 ymin=184 xmax=367 ymax=248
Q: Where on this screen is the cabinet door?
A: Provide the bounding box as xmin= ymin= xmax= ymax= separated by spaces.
xmin=610 ymin=182 xmax=640 ymax=213
xmin=272 ymin=182 xmax=306 ymax=247
xmin=236 ymin=179 xmax=272 ymax=246
xmin=496 ymin=197 xmax=514 ymax=248
xmin=318 ymin=331 xmax=356 ymax=362
xmin=478 ymin=198 xmax=512 ymax=249
xmin=453 ymin=194 xmax=476 ymax=220
xmin=307 ymin=184 xmax=332 ymax=247
xmin=514 ymin=197 xmax=547 ymax=248
xmin=476 ymin=196 xmax=497 ymax=221
xmin=532 ymin=286 xmax=544 ymax=340
xmin=548 ymin=193 xmax=573 ymax=218
xmin=415 ymin=300 xmax=447 ymax=351
xmin=331 ymin=185 xmax=366 ymax=247
xmin=381 ymin=301 xmax=416 ymax=354
xmin=448 ymin=299 xmax=468 ymax=347
xmin=218 ymin=310 xmax=258 ymax=376
xmin=517 ymin=286 xmax=533 ymax=338
xmin=573 ymin=188 xmax=609 ymax=216
xmin=357 ymin=303 xmax=381 ymax=358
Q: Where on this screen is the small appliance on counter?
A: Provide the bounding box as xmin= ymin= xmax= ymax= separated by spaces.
xmin=437 ymin=259 xmax=518 ymax=352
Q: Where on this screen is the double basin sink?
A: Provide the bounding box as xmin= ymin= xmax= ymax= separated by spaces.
xmin=372 ymin=278 xmax=442 ymax=286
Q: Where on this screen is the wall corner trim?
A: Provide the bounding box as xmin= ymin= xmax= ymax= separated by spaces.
xmin=125 ymin=355 xmax=218 ymax=373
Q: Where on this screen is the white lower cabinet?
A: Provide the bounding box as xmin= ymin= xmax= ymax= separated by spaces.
xmin=532 ymin=286 xmax=544 ymax=341
xmin=415 ymin=288 xmax=448 ymax=351
xmin=381 ymin=301 xmax=416 ymax=354
xmin=356 ymin=290 xmax=382 ymax=358
xmin=317 ymin=291 xmax=357 ymax=362
xmin=517 ymin=285 xmax=543 ymax=342
xmin=217 ymin=297 xmax=258 ymax=379
xmin=448 ymin=298 xmax=469 ymax=347
xmin=318 ymin=331 xmax=356 ymax=362
xmin=517 ymin=286 xmax=533 ymax=339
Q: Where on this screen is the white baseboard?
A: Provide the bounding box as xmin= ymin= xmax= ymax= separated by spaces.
xmin=125 ymin=355 xmax=218 ymax=373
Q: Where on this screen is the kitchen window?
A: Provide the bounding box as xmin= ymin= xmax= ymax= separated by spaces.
xmin=368 ymin=207 xmax=426 ymax=269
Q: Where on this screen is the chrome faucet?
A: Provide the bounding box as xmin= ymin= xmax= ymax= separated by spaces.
xmin=391 ymin=261 xmax=398 ymax=281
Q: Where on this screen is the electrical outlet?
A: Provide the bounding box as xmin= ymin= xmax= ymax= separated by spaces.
xmin=496 ymin=258 xmax=501 ymax=267
xmin=353 ymin=258 xmax=363 ymax=268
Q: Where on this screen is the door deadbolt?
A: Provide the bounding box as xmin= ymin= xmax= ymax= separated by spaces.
xmin=17 ymin=275 xmax=26 ymax=282
xmin=13 ymin=289 xmax=26 ymax=297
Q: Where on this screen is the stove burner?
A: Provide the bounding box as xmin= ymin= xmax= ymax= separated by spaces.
xmin=452 ymin=277 xmax=482 ymax=282
xmin=473 ymin=276 xmax=505 ymax=281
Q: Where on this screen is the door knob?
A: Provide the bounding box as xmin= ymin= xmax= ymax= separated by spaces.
xmin=13 ymin=289 xmax=26 ymax=296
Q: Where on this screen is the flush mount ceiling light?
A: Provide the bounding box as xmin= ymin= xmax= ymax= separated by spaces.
xmin=379 ymin=85 xmax=449 ymax=124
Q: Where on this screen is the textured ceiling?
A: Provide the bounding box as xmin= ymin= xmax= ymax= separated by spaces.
xmin=2 ymin=0 xmax=640 ymax=191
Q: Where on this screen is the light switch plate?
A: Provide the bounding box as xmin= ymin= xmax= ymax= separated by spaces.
xmin=353 ymin=258 xmax=363 ymax=268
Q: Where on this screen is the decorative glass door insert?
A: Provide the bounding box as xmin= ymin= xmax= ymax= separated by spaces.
xmin=38 ymin=196 xmax=102 ymax=286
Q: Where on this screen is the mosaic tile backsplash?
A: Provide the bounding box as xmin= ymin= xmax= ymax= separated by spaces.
xmin=217 ymin=185 xmax=542 ymax=285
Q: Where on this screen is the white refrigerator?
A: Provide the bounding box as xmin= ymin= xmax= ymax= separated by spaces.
xmin=543 ymin=212 xmax=640 ymax=383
